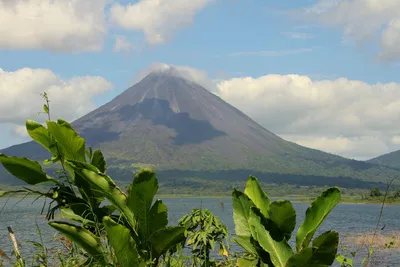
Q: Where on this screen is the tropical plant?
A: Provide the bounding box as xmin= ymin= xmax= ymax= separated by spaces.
xmin=232 ymin=176 xmax=341 ymax=267
xmin=336 ymin=248 xmax=355 ymax=267
xmin=0 ymin=96 xmax=115 ymax=231
xmin=50 ymin=167 xmax=186 ymax=266
xmin=0 ymin=99 xmax=186 ymax=266
xmin=178 ymin=206 xmax=229 ymax=266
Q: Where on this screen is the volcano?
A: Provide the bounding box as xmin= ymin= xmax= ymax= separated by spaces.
xmin=1 ymin=68 xmax=398 ymax=187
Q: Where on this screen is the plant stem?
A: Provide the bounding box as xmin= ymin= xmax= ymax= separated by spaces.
xmin=366 ymin=178 xmax=395 ymax=266
xmin=8 ymin=227 xmax=23 ymax=267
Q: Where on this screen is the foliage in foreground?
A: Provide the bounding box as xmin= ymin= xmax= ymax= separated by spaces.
xmin=0 ymin=102 xmax=343 ymax=266
xmin=232 ymin=176 xmax=341 ymax=267
xmin=0 ymin=106 xmax=186 ymax=266
xmin=178 ymin=207 xmax=230 ymax=266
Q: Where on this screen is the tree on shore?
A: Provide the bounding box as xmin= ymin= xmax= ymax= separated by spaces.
xmin=369 ymin=187 xmax=382 ymax=197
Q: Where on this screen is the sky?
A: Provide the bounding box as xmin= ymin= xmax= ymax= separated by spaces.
xmin=1 ymin=0 xmax=400 ymax=161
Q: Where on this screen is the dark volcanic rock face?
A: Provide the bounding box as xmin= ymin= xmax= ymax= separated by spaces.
xmin=116 ymin=98 xmax=227 ymax=145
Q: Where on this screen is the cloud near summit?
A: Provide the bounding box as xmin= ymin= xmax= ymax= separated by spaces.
xmin=133 ymin=63 xmax=218 ymax=91
xmin=2 ymin=61 xmax=400 ymax=160
xmin=128 ymin=63 xmax=400 ymax=160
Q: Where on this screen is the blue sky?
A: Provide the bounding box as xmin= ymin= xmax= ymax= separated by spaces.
xmin=1 ymin=0 xmax=400 ymax=160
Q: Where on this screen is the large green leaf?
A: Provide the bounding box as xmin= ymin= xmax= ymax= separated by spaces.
xmin=149 ymin=199 xmax=168 ymax=235
xmin=60 ymin=207 xmax=96 ymax=226
xmin=66 ymin=160 xmax=136 ymax=230
xmin=48 ymin=221 xmax=107 ymax=265
xmin=244 ymin=176 xmax=270 ymax=217
xmin=149 ymin=226 xmax=186 ymax=259
xmin=127 ymin=169 xmax=158 ymax=241
xmin=232 ymin=189 xmax=254 ymax=237
xmin=66 ymin=161 xmax=104 ymax=206
xmin=296 ymin=188 xmax=341 ymax=252
xmin=237 ymin=257 xmax=261 ymax=267
xmin=248 ymin=208 xmax=293 ymax=267
xmin=285 ymin=249 xmax=326 ymax=267
xmin=91 ymin=149 xmax=106 ymax=173
xmin=232 ymin=236 xmax=257 ymax=255
xmin=26 ymin=120 xmax=57 ymax=156
xmin=285 ymin=231 xmax=339 ymax=267
xmin=0 ymin=155 xmax=57 ymax=185
xmin=103 ymin=216 xmax=139 ymax=267
xmin=74 ymin=171 xmax=105 ymax=207
xmin=268 ymin=200 xmax=296 ymax=241
xmin=46 ymin=119 xmax=86 ymax=162
xmin=311 ymin=231 xmax=339 ymax=265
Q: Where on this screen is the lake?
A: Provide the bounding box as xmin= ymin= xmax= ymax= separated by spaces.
xmin=1 ymin=197 xmax=399 ymax=266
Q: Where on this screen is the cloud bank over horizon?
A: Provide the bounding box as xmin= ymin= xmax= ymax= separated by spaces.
xmin=0 ymin=67 xmax=113 ymax=138
xmin=2 ymin=62 xmax=400 ymax=160
xmin=130 ymin=63 xmax=400 ymax=160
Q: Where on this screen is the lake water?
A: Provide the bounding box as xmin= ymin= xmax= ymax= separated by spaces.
xmin=1 ymin=197 xmax=399 ymax=266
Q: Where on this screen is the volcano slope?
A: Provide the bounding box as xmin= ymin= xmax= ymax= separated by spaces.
xmin=1 ymin=69 xmax=398 ymax=189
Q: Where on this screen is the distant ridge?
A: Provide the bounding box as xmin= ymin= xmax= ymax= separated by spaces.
xmin=367 ymin=150 xmax=400 ymax=169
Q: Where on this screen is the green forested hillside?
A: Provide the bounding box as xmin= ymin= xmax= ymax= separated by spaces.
xmin=368 ymin=150 xmax=400 ymax=169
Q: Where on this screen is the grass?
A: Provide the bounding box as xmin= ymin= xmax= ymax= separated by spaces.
xmin=0 ymin=232 xmax=91 ymax=267
xmin=341 ymin=232 xmax=400 ymax=249
xmin=337 ymin=231 xmax=400 ymax=267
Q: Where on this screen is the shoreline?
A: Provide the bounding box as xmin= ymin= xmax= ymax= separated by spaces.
xmin=2 ymin=193 xmax=400 ymax=205
xmin=157 ymin=195 xmax=400 ymax=205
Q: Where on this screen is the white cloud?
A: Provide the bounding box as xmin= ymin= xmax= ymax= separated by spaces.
xmin=0 ymin=67 xmax=113 ymax=136
xmin=0 ymin=0 xmax=107 ymax=52
xmin=133 ymin=63 xmax=218 ymax=91
xmin=303 ymin=0 xmax=400 ymax=61
xmin=281 ymin=135 xmax=389 ymax=160
xmin=214 ymin=73 xmax=400 ymax=159
xmin=109 ymin=0 xmax=215 ymax=45
xmin=113 ymin=35 xmax=134 ymax=53
xmin=229 ymin=48 xmax=313 ymax=57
